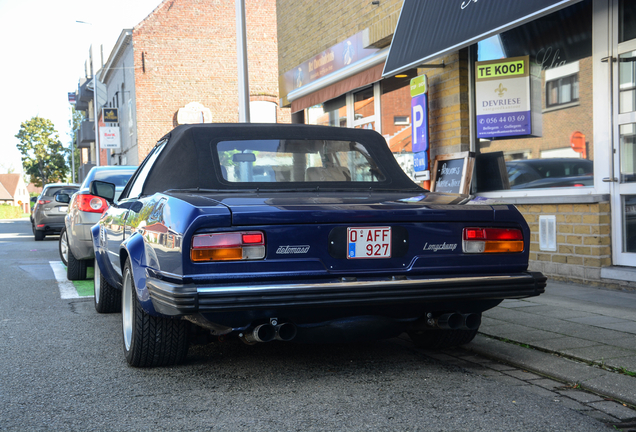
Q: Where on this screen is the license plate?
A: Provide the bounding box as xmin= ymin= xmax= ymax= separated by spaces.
xmin=347 ymin=227 xmax=391 ymax=259
xmin=58 ymin=206 xmax=68 ymax=212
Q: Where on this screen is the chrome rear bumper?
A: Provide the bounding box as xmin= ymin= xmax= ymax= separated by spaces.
xmin=145 ymin=272 xmax=547 ymax=317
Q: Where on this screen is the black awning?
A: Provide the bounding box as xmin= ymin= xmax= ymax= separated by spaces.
xmin=383 ymin=0 xmax=582 ymax=77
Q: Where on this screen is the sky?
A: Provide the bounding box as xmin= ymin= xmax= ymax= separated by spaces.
xmin=0 ymin=0 xmax=163 ymax=175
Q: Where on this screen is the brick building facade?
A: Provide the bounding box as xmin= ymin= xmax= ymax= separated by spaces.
xmin=95 ymin=0 xmax=288 ymax=166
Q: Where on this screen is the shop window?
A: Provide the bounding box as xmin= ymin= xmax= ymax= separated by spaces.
xmin=353 ymin=87 xmax=375 ymax=128
xmin=474 ymin=0 xmax=593 ymax=193
xmin=305 ymin=70 xmax=419 ymax=180
xmin=307 ymin=95 xmax=347 ymax=127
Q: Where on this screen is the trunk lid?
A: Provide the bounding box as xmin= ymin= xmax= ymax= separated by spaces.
xmin=178 ymin=191 xmax=530 ymax=278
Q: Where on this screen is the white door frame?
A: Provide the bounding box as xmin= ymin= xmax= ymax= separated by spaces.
xmin=609 ymin=0 xmax=636 ymax=266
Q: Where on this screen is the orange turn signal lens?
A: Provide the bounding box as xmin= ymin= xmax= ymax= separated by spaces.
xmin=483 ymin=241 xmax=524 ymax=253
xmin=192 ymin=248 xmax=243 ymax=262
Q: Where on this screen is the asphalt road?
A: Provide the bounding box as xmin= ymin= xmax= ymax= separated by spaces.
xmin=0 ymin=219 xmax=614 ymax=431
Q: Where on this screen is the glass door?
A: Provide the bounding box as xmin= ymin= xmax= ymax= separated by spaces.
xmin=348 ymin=84 xmax=382 ymax=131
xmin=611 ymin=0 xmax=636 ymax=265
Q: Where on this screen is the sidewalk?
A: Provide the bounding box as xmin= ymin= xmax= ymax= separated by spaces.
xmin=458 ymin=280 xmax=636 ymax=423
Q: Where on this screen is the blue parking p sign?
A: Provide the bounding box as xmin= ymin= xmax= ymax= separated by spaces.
xmin=411 ymin=94 xmax=428 ymax=154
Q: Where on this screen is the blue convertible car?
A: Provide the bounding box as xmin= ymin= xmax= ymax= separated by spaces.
xmin=91 ymin=123 xmax=545 ymax=367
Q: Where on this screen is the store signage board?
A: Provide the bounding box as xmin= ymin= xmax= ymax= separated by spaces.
xmin=102 ymin=108 xmax=118 ymax=123
xmin=100 ymin=127 xmax=121 ymax=149
xmin=430 ymin=152 xmax=475 ymax=195
xmin=280 ymin=31 xmax=379 ymax=105
xmin=410 ymin=74 xmax=429 ymax=175
xmin=475 ymin=56 xmax=531 ymax=139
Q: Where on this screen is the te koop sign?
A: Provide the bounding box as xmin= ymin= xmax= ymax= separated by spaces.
xmin=475 ymin=56 xmax=531 ymax=139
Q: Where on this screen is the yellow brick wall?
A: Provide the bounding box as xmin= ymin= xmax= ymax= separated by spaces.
xmin=277 ymin=0 xmax=404 ymax=77
xmin=518 ymin=202 xmax=613 ymax=285
xmin=424 ymin=50 xmax=471 ymax=156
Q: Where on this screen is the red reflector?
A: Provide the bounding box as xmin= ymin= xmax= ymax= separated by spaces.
xmin=464 ymin=228 xmax=523 ymax=241
xmin=242 ymin=233 xmax=263 ymax=244
xmin=485 ymin=228 xmax=523 ymax=240
xmin=464 ymin=228 xmax=486 ymax=240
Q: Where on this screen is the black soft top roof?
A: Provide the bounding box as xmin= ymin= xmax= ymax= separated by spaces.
xmin=142 ymin=123 xmax=420 ymax=195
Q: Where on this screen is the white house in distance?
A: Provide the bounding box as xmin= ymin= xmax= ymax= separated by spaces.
xmin=0 ymin=174 xmax=31 ymax=214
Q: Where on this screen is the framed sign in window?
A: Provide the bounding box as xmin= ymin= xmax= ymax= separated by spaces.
xmin=430 ymin=152 xmax=475 ymax=194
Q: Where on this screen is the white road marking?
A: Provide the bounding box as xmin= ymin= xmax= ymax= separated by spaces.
xmin=49 ymin=261 xmax=80 ymax=299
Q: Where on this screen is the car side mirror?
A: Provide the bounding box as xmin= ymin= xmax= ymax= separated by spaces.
xmin=89 ymin=180 xmax=116 ymax=203
xmin=55 ymin=194 xmax=71 ymax=204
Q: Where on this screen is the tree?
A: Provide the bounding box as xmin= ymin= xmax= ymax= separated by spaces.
xmin=15 ymin=116 xmax=68 ymax=187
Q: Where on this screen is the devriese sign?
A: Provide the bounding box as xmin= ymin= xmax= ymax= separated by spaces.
xmin=475 ymin=56 xmax=531 ymax=138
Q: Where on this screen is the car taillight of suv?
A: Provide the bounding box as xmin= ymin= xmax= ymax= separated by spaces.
xmin=76 ymin=194 xmax=109 ymax=213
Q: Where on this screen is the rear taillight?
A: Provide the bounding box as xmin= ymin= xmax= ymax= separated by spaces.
xmin=77 ymin=194 xmax=109 ymax=213
xmin=462 ymin=228 xmax=524 ymax=253
xmin=191 ymin=231 xmax=265 ymax=262
xmin=38 ymin=199 xmax=50 ymax=205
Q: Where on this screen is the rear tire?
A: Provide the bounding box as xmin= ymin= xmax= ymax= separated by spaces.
xmin=408 ymin=323 xmax=480 ymax=349
xmin=67 ymin=248 xmax=87 ymax=280
xmin=94 ymin=259 xmax=121 ymax=313
xmin=59 ymin=228 xmax=69 ymax=266
xmin=34 ymin=229 xmax=45 ymax=241
xmin=122 ymin=259 xmax=188 ymax=367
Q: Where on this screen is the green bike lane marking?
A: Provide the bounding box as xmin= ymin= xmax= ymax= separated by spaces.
xmin=49 ymin=261 xmax=94 ymax=298
xmin=73 ymin=266 xmax=95 ymax=297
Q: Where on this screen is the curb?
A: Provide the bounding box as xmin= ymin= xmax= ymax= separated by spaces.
xmin=463 ymin=334 xmax=636 ymax=408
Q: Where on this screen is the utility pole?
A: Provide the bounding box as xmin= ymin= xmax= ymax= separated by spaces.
xmin=236 ymin=0 xmax=250 ymax=123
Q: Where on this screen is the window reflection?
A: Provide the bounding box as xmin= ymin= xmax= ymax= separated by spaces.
xmin=620 ymin=124 xmax=636 ymax=183
xmin=307 ymin=95 xmax=346 ymax=127
xmin=624 ymin=195 xmax=636 ymax=253
xmin=619 ymin=51 xmax=636 ymax=114
xmin=475 ymin=0 xmax=593 ymax=192
xmin=354 ymin=87 xmax=374 ymax=121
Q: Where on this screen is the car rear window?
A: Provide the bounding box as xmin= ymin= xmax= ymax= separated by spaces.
xmin=215 ymin=139 xmax=386 ymax=183
xmin=92 ymin=171 xmax=135 ymax=187
xmin=44 ymin=186 xmax=78 ymax=196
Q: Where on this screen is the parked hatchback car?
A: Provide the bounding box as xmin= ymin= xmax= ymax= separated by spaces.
xmin=91 ymin=124 xmax=546 ymax=367
xmin=31 ymin=183 xmax=79 ymax=241
xmin=506 ymin=158 xmax=593 ymax=189
xmin=57 ymin=166 xmax=136 ymax=281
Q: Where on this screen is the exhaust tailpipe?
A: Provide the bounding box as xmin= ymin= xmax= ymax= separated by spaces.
xmin=461 ymin=313 xmax=481 ymax=330
xmin=428 ymin=313 xmax=463 ymax=330
xmin=274 ymin=322 xmax=297 ymax=341
xmin=241 ymin=324 xmax=276 ymax=344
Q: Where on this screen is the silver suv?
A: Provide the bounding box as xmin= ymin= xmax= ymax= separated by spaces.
xmin=57 ymin=166 xmax=135 ymax=280
xmin=31 ymin=183 xmax=79 ymax=241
